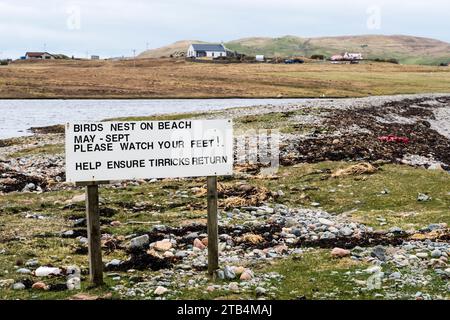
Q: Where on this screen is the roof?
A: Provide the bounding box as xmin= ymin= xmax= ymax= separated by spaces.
xmin=25 ymin=52 xmax=52 ymax=57
xmin=190 ymin=44 xmax=225 ymax=52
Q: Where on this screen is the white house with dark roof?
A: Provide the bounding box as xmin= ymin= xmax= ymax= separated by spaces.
xmin=25 ymin=52 xmax=55 ymax=60
xmin=186 ymin=44 xmax=227 ymax=58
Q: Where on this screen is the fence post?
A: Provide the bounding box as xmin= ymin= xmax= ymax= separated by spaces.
xmin=207 ymin=176 xmax=219 ymax=275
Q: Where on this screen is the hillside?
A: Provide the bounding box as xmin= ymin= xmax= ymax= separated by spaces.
xmin=138 ymin=35 xmax=450 ymax=65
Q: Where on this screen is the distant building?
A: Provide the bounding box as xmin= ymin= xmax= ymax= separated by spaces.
xmin=186 ymin=44 xmax=227 ymax=58
xmin=255 ymin=55 xmax=265 ymax=62
xmin=330 ymin=52 xmax=363 ymax=62
xmin=25 ymin=52 xmax=55 ymax=60
xmin=91 ymin=55 xmax=100 ymax=60
xmin=343 ymin=52 xmax=363 ymax=60
xmin=330 ymin=54 xmax=344 ymax=61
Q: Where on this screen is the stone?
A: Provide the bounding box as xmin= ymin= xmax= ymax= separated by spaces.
xmin=154 ymin=286 xmax=169 ymax=295
xmin=154 ymin=239 xmax=172 ymax=252
xmin=416 ymin=252 xmax=428 ymax=259
xmin=417 ymin=193 xmax=431 ymax=202
xmin=331 ymin=247 xmax=351 ymax=258
xmin=340 ymin=227 xmax=353 ymax=237
xmin=193 ymin=238 xmax=206 ymax=250
xmin=106 ymin=259 xmax=122 ymax=268
xmin=224 ymin=266 xmax=236 ymax=280
xmin=318 ymin=218 xmax=334 ymax=226
xmin=431 ymin=249 xmax=442 ymax=258
xmin=69 ymin=194 xmax=85 ymax=203
xmin=12 ymin=282 xmax=25 ymax=290
xmin=0 ymin=279 xmax=14 ymax=288
xmin=255 ymin=287 xmax=267 ymax=296
xmin=240 ymin=270 xmax=253 ymax=281
xmin=216 ymin=270 xmax=225 ymax=280
xmin=25 ymin=258 xmax=39 ymax=268
xmin=70 ymin=293 xmax=99 ymax=300
xmin=67 ymin=277 xmax=81 ymax=290
xmin=163 ymin=251 xmax=174 ymax=258
xmin=365 ymin=265 xmax=382 ymax=274
xmin=389 ymin=272 xmax=402 ymax=280
xmin=228 ymin=282 xmax=239 ymax=291
xmin=129 ymin=234 xmax=149 ymax=250
xmin=371 ymin=246 xmax=387 ymax=261
xmin=32 ymin=282 xmax=47 ymax=290
xmin=35 ymin=266 xmax=61 ymax=277
xmin=16 ymin=268 xmax=31 ymax=274
xmin=233 ymin=266 xmax=245 ymax=275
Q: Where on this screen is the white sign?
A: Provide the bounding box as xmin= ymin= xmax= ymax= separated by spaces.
xmin=65 ymin=119 xmax=233 ymax=182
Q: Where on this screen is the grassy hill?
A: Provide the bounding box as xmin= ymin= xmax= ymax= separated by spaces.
xmin=139 ymin=35 xmax=450 ymax=65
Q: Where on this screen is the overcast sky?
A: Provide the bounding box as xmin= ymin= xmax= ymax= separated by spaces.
xmin=0 ymin=0 xmax=449 ymax=59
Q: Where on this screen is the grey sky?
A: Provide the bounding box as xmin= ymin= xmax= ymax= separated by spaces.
xmin=0 ymin=0 xmax=449 ymax=59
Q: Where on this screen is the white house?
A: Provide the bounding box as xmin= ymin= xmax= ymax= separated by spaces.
xmin=186 ymin=44 xmax=227 ymax=58
xmin=343 ymin=52 xmax=363 ymax=60
xmin=25 ymin=52 xmax=55 ymax=60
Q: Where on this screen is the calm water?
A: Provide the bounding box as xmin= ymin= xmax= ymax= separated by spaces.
xmin=0 ymin=99 xmax=306 ymax=139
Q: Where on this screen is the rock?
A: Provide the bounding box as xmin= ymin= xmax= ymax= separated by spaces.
xmin=318 ymin=218 xmax=334 ymax=226
xmin=311 ymin=202 xmax=321 ymax=207
xmin=389 ymin=272 xmax=402 ymax=280
xmin=67 ymin=277 xmax=81 ymax=290
xmin=371 ymin=246 xmax=387 ymax=261
xmin=110 ymin=220 xmax=121 ymax=226
xmin=388 ymin=226 xmax=403 ymax=234
xmin=193 ymin=238 xmax=206 ymax=250
xmin=320 ymin=231 xmax=336 ymax=240
xmin=431 ymin=249 xmax=442 ymax=258
xmin=340 ymin=227 xmax=353 ymax=237
xmin=32 ymin=282 xmax=48 ymax=290
xmin=417 ymin=193 xmax=431 ymax=202
xmin=154 ymin=286 xmax=169 ymax=295
xmin=129 ymin=234 xmax=150 ymax=250
xmin=35 ymin=266 xmax=61 ymax=277
xmin=70 ymin=293 xmax=99 ymax=300
xmin=163 ymin=251 xmax=174 ymax=258
xmin=240 ymin=270 xmax=253 ymax=281
xmin=12 ymin=282 xmax=25 ymax=290
xmin=25 ymin=258 xmax=39 ymax=268
xmin=206 ymin=285 xmax=215 ymax=292
xmin=255 ymin=287 xmax=267 ymax=296
xmin=216 ymin=270 xmax=225 ymax=280
xmin=233 ymin=266 xmax=245 ymax=275
xmin=105 ymin=259 xmax=122 ymax=268
xmin=416 ymin=252 xmax=428 ymax=259
xmin=69 ymin=194 xmax=85 ymax=203
xmin=0 ymin=279 xmax=14 ymax=288
xmin=228 ymin=282 xmax=239 ymax=291
xmin=224 ymin=266 xmax=236 ymax=280
xmin=23 ymin=182 xmax=36 ymax=192
xmin=365 ymin=265 xmax=382 ymax=274
xmin=154 ymin=239 xmax=172 ymax=252
xmin=16 ymin=268 xmax=32 ymax=274
xmin=331 ymin=247 xmax=351 ymax=258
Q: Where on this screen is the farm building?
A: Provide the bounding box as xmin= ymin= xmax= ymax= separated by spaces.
xmin=186 ymin=44 xmax=227 ymax=58
xmin=343 ymin=52 xmax=363 ymax=60
xmin=25 ymin=52 xmax=55 ymax=60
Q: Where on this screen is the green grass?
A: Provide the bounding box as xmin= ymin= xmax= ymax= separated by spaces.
xmin=0 ymin=160 xmax=448 ymax=299
xmin=8 ymin=144 xmax=64 ymax=158
xmin=250 ymin=162 xmax=450 ymax=229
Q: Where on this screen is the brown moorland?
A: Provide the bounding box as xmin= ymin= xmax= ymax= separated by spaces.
xmin=0 ymin=58 xmax=449 ymax=99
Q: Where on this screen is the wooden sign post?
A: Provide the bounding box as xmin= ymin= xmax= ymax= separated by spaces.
xmin=207 ymin=176 xmax=219 ymax=275
xmin=77 ymin=181 xmax=109 ymax=286
xmin=66 ymin=120 xmax=233 ymax=285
